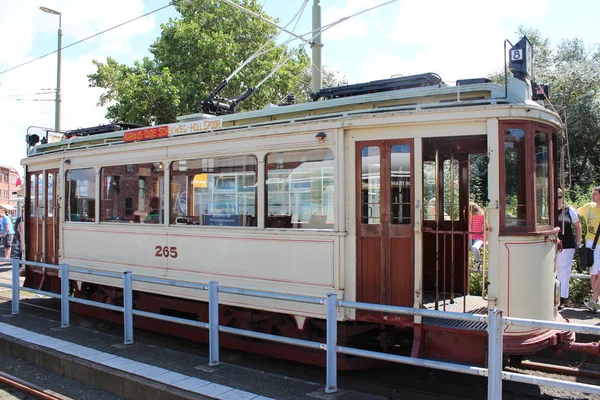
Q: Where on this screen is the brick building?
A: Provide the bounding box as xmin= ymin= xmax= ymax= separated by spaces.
xmin=0 ymin=165 xmax=22 ymax=216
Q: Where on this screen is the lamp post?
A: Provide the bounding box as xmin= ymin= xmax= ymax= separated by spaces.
xmin=40 ymin=6 xmax=62 ymax=133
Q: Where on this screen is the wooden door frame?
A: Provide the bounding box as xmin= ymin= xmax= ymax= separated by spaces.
xmin=355 ymin=139 xmax=414 ymax=308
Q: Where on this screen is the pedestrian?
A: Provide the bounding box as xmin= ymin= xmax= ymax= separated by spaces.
xmin=13 ymin=210 xmax=23 ymax=259
xmin=556 ymin=189 xmax=582 ymax=309
xmin=577 ymin=186 xmax=600 ymax=312
xmin=469 ymin=201 xmax=485 ymax=270
xmin=0 ymin=208 xmax=15 ymax=260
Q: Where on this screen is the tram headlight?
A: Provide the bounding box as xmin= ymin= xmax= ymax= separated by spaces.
xmin=554 ymin=279 xmax=561 ymax=308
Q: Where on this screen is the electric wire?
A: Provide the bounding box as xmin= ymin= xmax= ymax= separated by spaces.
xmin=0 ymin=3 xmax=173 ymax=76
xmin=224 ymin=0 xmax=309 ymax=82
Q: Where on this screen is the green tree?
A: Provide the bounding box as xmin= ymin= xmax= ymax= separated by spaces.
xmin=89 ymin=0 xmax=310 ymax=125
xmin=294 ymin=65 xmax=348 ymax=103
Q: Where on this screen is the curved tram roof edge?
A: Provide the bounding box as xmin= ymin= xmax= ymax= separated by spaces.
xmin=26 ymin=81 xmax=559 ymax=162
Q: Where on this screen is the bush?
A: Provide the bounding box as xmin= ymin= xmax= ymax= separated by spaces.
xmin=469 ymin=270 xmax=483 ymax=296
xmin=568 ymin=276 xmax=592 ymax=307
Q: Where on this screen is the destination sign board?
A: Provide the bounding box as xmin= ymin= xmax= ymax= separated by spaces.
xmin=123 ymin=117 xmax=224 ymax=143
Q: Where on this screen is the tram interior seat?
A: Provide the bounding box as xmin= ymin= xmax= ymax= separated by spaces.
xmin=266 ymin=215 xmax=292 ymax=228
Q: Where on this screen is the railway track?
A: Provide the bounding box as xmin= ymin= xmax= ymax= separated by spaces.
xmin=0 ymin=370 xmax=72 ymax=400
xmin=0 ymin=291 xmax=598 ymax=399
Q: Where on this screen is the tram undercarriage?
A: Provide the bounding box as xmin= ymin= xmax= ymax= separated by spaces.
xmin=22 ymin=266 xmax=580 ymax=370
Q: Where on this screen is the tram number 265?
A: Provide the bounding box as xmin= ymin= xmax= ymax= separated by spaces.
xmin=155 ymin=246 xmax=178 ymax=258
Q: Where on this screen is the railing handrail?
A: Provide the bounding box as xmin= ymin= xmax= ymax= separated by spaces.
xmin=4 ymin=257 xmax=599 ymax=399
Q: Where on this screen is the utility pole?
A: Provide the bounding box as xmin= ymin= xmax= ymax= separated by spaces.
xmin=311 ymin=0 xmax=322 ymax=93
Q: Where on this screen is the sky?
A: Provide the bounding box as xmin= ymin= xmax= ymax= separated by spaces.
xmin=1 ymin=0 xmax=599 ymax=176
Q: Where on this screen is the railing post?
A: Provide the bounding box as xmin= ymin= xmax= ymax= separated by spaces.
xmin=208 ymin=281 xmax=219 ymax=366
xmin=487 ymin=308 xmax=504 ymax=400
xmin=325 ymin=293 xmax=338 ymax=394
xmin=123 ymin=271 xmax=133 ymax=344
xmin=60 ymin=263 xmax=70 ymax=328
xmin=11 ymin=258 xmax=19 ymax=315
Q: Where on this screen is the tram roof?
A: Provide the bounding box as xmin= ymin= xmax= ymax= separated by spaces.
xmin=27 ymin=80 xmax=535 ymax=157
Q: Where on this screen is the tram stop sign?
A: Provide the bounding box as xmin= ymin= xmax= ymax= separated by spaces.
xmin=509 ymin=36 xmax=533 ymax=81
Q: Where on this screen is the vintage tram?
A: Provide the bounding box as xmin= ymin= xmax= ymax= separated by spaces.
xmin=21 ymin=42 xmax=582 ymax=367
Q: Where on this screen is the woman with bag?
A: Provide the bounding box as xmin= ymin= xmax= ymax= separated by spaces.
xmin=577 ymin=186 xmax=600 ymax=312
xmin=556 ymin=189 xmax=582 ymax=309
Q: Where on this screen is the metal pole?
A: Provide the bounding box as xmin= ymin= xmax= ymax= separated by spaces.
xmin=209 ymin=281 xmax=220 ymax=366
xmin=325 ymin=293 xmax=338 ymax=393
xmin=450 ymin=154 xmax=455 ymax=303
xmin=311 ymin=0 xmax=322 ymax=93
xmin=434 ymin=149 xmax=440 ymax=309
xmin=60 ymin=263 xmax=69 ymax=328
xmin=487 ymin=308 xmax=504 ymax=400
xmin=123 ymin=271 xmax=133 ymax=344
xmin=55 ymin=15 xmax=62 ymax=133
xmin=11 ymin=258 xmax=19 ymax=315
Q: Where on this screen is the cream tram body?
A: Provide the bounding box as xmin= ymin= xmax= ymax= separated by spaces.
xmin=22 ymin=81 xmax=564 ymax=361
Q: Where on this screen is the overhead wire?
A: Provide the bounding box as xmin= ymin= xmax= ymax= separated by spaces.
xmin=224 ymin=0 xmax=309 ymax=82
xmin=216 ymin=0 xmax=398 ymax=102
xmin=0 ymin=3 xmax=173 ymax=76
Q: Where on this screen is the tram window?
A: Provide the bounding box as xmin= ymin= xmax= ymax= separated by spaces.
xmin=423 ymin=161 xmax=436 ymax=221
xmin=535 ymin=131 xmax=550 ymax=226
xmin=170 ymin=155 xmax=257 ymax=227
xmin=65 ymin=168 xmax=96 ymax=222
xmin=391 ymin=144 xmax=411 ymax=225
xmin=29 ymin=175 xmax=36 ymax=217
xmin=37 ymin=175 xmax=44 ymax=219
xmin=100 ymin=163 xmax=164 ymax=224
xmin=443 ymin=159 xmax=459 ymax=221
xmin=361 ymin=146 xmax=380 ymax=225
xmin=503 ymin=128 xmax=527 ymax=227
xmin=47 ymin=173 xmax=54 ymax=217
xmin=266 ymin=149 xmax=334 ymax=229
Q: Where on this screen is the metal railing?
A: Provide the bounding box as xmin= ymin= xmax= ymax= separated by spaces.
xmin=1 ymin=257 xmax=599 ymax=399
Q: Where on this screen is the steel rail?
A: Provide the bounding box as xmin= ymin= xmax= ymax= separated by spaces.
xmin=0 ymin=370 xmax=72 ymax=400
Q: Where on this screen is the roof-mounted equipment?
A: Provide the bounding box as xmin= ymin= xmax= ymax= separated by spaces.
xmin=63 ymin=123 xmax=143 ymax=139
xmin=310 ymin=72 xmax=443 ymax=101
xmin=200 ymin=79 xmax=256 ymax=116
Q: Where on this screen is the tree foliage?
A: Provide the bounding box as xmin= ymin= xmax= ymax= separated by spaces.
xmin=89 ymin=0 xmax=312 ymax=125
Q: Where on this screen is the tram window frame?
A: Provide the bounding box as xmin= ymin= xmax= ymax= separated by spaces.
xmin=100 ymin=163 xmax=165 ymax=224
xmin=65 ymin=168 xmax=96 ymax=223
xmin=170 ymin=155 xmax=258 ymax=227
xmin=265 ymin=148 xmax=335 ymax=230
xmin=499 ymin=121 xmax=556 ymax=234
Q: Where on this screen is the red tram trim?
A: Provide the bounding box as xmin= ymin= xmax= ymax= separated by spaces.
xmin=64 ymin=228 xmax=338 ymax=243
xmin=64 ymin=255 xmax=336 ymax=287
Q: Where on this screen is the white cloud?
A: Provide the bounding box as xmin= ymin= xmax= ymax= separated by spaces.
xmin=379 ymin=0 xmax=550 ymax=82
xmin=0 ymin=0 xmax=157 ymax=174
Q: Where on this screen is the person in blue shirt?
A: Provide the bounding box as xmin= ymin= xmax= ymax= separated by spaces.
xmin=0 ymin=209 xmax=15 ymax=259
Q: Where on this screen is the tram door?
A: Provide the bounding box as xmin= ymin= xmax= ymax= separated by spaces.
xmin=26 ymin=170 xmax=60 ymax=264
xmin=421 ymin=136 xmax=487 ymax=305
xmin=356 ymin=140 xmax=414 ymax=310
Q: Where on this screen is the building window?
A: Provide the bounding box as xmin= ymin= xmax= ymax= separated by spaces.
xmin=266 ymin=149 xmax=334 ymax=229
xmin=66 ymin=168 xmax=95 ymax=222
xmin=171 ymin=155 xmax=257 ymax=227
xmin=101 ymin=163 xmax=164 ymax=224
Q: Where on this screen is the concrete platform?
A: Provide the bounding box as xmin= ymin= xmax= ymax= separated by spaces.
xmin=0 ymin=298 xmax=390 ymax=400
